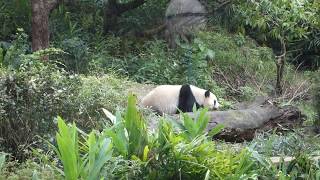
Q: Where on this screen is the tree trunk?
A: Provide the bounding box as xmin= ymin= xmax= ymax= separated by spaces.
xmin=31 ymin=0 xmax=60 ymax=57
xmin=275 ymin=40 xmax=286 ymax=95
xmin=31 ymin=0 xmax=50 ymax=53
xmin=103 ymin=0 xmax=119 ymax=34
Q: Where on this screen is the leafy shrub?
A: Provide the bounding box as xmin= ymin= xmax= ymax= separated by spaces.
xmin=116 ymin=0 xmax=167 ymax=34
xmin=0 ymin=58 xmax=81 ymax=159
xmin=72 ymin=74 xmax=149 ymax=129
xmin=0 ymin=1 xmax=31 ymax=40
xmin=195 ymin=31 xmax=275 ymax=97
xmin=3 ymin=29 xmax=30 ymax=69
xmin=0 ymin=51 xmax=152 ymax=160
xmin=90 ymin=30 xmax=291 ymax=101
xmin=0 ymin=159 xmax=60 ymax=180
xmin=57 ymin=37 xmax=89 ymax=73
xmin=249 ymin=131 xmax=320 ymax=157
xmin=91 ymin=38 xmax=224 ymax=96
xmin=54 ymin=116 xmax=113 ymax=180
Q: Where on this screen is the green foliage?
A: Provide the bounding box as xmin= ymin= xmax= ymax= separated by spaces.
xmin=105 ymin=95 xmax=148 ymax=159
xmin=48 ymin=95 xmax=261 ymax=179
xmin=195 ymin=31 xmax=275 ymax=98
xmin=0 ymin=160 xmax=60 ymax=180
xmin=233 ymin=0 xmax=318 ymax=41
xmin=0 ymin=47 xmax=3 ymax=66
xmin=73 ymin=74 xmax=145 ymax=128
xmin=105 ymin=94 xmax=148 ymax=159
xmin=312 ymin=70 xmax=320 ymax=127
xmin=0 ymin=0 xmax=318 ymax=178
xmin=225 ymin=0 xmax=320 ymax=68
xmin=153 ymin=119 xmax=255 ymax=179
xmin=57 ymin=37 xmax=89 ymax=73
xmin=238 ymin=86 xmax=257 ymax=101
xmin=116 ymin=0 xmax=167 ymax=34
xmin=285 ymin=154 xmax=320 ymax=179
xmin=105 ymin=113 xmax=129 ymax=157
xmin=180 ymin=108 xmax=211 ymax=140
xmin=0 ymin=57 xmax=81 ymax=159
xmin=0 ymin=152 xmax=6 ymax=173
xmin=87 ymin=36 xmax=220 ymax=90
xmin=54 ymin=116 xmax=113 ymax=180
xmin=124 ymin=94 xmax=148 ymax=159
xmin=55 ymin=117 xmax=80 ymax=180
xmin=0 ymin=0 xmax=31 ymax=39
xmin=0 ymin=51 xmax=151 ymax=159
xmin=298 ymin=102 xmax=317 ymax=126
xmin=249 ymin=131 xmax=320 ymax=157
xmin=3 ymin=29 xmax=29 ymax=68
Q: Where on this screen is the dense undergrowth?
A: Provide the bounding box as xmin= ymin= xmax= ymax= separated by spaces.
xmin=0 ymin=25 xmax=319 ymax=178
xmin=0 ymin=0 xmax=319 ymax=177
xmin=2 ymin=95 xmax=320 ymax=179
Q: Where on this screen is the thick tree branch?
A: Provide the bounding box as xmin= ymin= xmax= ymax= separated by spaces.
xmin=103 ymin=0 xmax=147 ymax=33
xmin=117 ymin=0 xmax=146 ymax=14
xmin=275 ymin=39 xmax=286 ymax=95
xmin=47 ymin=0 xmax=61 ymax=12
xmin=136 ymin=24 xmax=166 ymax=37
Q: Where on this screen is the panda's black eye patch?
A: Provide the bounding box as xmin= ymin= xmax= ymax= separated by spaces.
xmin=214 ymin=100 xmax=216 ymax=106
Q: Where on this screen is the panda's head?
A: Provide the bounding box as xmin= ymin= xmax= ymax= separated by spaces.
xmin=203 ymin=90 xmax=220 ymax=110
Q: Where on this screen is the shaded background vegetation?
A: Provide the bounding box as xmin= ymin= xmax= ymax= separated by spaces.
xmin=0 ymin=0 xmax=319 ymax=179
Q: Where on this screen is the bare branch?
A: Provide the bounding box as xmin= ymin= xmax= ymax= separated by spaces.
xmin=47 ymin=0 xmax=59 ymax=11
xmin=117 ymin=0 xmax=146 ymax=14
xmin=136 ymin=24 xmax=166 ymax=37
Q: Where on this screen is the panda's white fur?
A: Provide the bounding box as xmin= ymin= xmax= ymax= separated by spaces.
xmin=140 ymin=85 xmax=219 ymax=114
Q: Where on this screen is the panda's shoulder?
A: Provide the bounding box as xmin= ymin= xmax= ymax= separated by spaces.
xmin=189 ymin=85 xmax=205 ymax=93
xmin=154 ymin=85 xmax=182 ymax=91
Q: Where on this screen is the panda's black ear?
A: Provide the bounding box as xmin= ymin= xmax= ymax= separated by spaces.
xmin=205 ymin=90 xmax=210 ymax=97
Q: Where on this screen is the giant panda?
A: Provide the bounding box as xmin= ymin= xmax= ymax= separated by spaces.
xmin=140 ymin=84 xmax=219 ymax=115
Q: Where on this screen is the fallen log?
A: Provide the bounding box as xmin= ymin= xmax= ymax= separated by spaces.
xmin=149 ymin=96 xmax=305 ymax=142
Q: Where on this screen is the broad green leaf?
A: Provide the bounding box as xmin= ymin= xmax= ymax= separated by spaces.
xmin=143 ymin=145 xmax=149 ymax=162
xmin=182 ymin=113 xmax=197 ymax=139
xmin=56 ymin=116 xmax=80 ymax=180
xmin=125 ymin=94 xmax=148 ymax=159
xmin=195 ymin=108 xmax=210 ymax=135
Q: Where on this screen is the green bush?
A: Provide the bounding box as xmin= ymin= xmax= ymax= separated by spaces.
xmin=89 ymin=30 xmax=282 ymax=100
xmin=3 ymin=29 xmax=30 ymax=69
xmin=0 ymin=159 xmax=60 ymax=180
xmin=0 ymin=52 xmax=149 ymax=160
xmin=249 ymin=132 xmax=314 ymax=157
xmin=90 ymin=38 xmax=225 ymax=96
xmin=195 ymin=31 xmax=275 ymax=96
xmin=0 ymin=1 xmax=31 ymax=40
xmin=57 ymin=37 xmax=90 ymax=73
xmin=0 ymin=59 xmax=81 ymax=159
